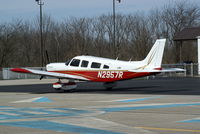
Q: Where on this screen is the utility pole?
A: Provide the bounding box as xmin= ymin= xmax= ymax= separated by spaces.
xmin=113 ymin=0 xmax=121 ymax=57
xmin=35 ymin=0 xmax=44 ymax=68
xmin=197 ymin=36 xmax=200 ymax=75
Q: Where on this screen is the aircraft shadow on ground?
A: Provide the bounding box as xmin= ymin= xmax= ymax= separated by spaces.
xmin=0 ymin=78 xmax=199 ymax=95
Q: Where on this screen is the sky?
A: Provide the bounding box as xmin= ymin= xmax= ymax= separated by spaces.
xmin=0 ymin=0 xmax=199 ymax=23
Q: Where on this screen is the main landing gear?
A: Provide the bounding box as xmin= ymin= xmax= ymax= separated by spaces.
xmin=103 ymin=82 xmax=117 ymax=90
xmin=53 ymin=79 xmax=77 ymax=92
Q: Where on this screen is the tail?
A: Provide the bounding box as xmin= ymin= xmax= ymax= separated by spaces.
xmin=129 ymin=39 xmax=185 ymax=73
xmin=141 ymin=39 xmax=166 ymax=69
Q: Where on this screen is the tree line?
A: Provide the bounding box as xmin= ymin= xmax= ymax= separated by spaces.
xmin=0 ymin=1 xmax=200 ymax=67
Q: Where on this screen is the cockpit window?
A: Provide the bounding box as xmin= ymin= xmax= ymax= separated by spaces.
xmin=65 ymin=59 xmax=71 ymax=66
xmin=81 ymin=60 xmax=89 ymax=67
xmin=103 ymin=65 xmax=109 ymax=69
xmin=91 ymin=62 xmax=101 ymax=68
xmin=70 ymin=59 xmax=80 ymax=67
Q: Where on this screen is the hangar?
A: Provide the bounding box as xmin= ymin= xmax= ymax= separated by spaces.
xmin=174 ymin=27 xmax=200 ymax=75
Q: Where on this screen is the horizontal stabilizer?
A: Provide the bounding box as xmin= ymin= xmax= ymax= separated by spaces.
xmin=128 ymin=68 xmax=185 ymax=73
xmin=159 ymin=68 xmax=186 ymax=72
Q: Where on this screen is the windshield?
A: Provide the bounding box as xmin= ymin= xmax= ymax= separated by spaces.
xmin=65 ymin=59 xmax=71 ymax=66
xmin=70 ymin=59 xmax=80 ymax=67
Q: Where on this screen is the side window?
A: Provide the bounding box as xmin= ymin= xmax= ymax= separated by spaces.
xmin=103 ymin=65 xmax=109 ymax=69
xmin=70 ymin=59 xmax=80 ymax=67
xmin=91 ymin=62 xmax=101 ymax=68
xmin=81 ymin=60 xmax=89 ymax=68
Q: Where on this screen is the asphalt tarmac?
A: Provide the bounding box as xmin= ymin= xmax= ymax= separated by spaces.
xmin=0 ymin=77 xmax=200 ymax=134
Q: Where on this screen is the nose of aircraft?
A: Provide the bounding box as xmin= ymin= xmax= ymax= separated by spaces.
xmin=46 ymin=63 xmax=66 ymax=71
xmin=46 ymin=63 xmax=54 ymax=71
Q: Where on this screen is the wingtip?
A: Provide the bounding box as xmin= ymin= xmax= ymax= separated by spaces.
xmin=10 ymin=68 xmax=31 ymax=73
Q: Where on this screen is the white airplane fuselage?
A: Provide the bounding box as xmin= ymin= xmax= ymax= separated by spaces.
xmin=45 ymin=39 xmax=167 ymax=82
xmin=46 ymin=56 xmax=154 ymax=82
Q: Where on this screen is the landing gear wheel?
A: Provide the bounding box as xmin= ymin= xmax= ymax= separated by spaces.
xmin=106 ymin=87 xmax=113 ymax=90
xmin=54 ymin=88 xmax=62 ymax=91
xmin=63 ymin=89 xmax=75 ymax=93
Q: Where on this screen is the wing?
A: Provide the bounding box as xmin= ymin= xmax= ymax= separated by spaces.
xmin=10 ymin=68 xmax=89 ymax=81
xmin=128 ymin=68 xmax=185 ymax=73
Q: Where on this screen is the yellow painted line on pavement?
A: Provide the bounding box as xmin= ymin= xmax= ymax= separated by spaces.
xmin=136 ymin=127 xmax=200 ymax=133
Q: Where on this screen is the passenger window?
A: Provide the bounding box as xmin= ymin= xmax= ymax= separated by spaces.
xmin=81 ymin=60 xmax=89 ymax=67
xmin=103 ymin=65 xmax=109 ymax=69
xmin=70 ymin=59 xmax=80 ymax=67
xmin=91 ymin=62 xmax=101 ymax=68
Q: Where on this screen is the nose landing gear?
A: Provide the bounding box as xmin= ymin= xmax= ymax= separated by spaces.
xmin=53 ymin=80 xmax=77 ymax=91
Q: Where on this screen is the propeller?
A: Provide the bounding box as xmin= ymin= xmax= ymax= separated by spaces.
xmin=39 ymin=50 xmax=50 ymax=80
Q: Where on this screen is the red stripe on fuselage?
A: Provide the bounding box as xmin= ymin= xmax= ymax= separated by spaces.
xmin=49 ymin=70 xmax=155 ymax=82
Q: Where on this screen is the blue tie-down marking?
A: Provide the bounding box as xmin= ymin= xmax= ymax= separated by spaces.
xmin=0 ymin=120 xmax=125 ymax=134
xmin=178 ymin=119 xmax=200 ymax=123
xmin=3 ymin=109 xmax=35 ymax=117
xmin=0 ymin=114 xmax=24 ymax=120
xmin=55 ymin=108 xmax=90 ymax=114
xmin=0 ymin=107 xmax=91 ymax=120
xmin=25 ymin=108 xmax=90 ymax=117
xmin=116 ymin=96 xmax=161 ymax=103
xmin=32 ymin=97 xmax=52 ymax=103
xmin=0 ymin=106 xmax=12 ymax=108
xmin=100 ymin=103 xmax=200 ymax=112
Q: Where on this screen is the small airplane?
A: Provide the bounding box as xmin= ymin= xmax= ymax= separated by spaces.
xmin=11 ymin=39 xmax=184 ymax=91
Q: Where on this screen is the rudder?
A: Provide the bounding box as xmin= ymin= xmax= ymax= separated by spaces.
xmin=142 ymin=39 xmax=166 ymax=69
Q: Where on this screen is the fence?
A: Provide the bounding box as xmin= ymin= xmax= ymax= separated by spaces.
xmin=0 ymin=64 xmax=199 ymax=80
xmin=2 ymin=67 xmax=45 ymax=80
xmin=161 ymin=63 xmax=198 ymax=77
xmin=0 ymin=68 xmax=2 ymax=80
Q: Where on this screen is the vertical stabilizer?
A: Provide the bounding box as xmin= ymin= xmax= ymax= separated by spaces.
xmin=142 ymin=39 xmax=166 ymax=69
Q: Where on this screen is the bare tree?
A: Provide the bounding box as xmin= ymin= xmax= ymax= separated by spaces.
xmin=0 ymin=1 xmax=200 ymax=67
xmin=0 ymin=22 xmax=19 ymax=67
xmin=161 ymin=1 xmax=200 ymax=63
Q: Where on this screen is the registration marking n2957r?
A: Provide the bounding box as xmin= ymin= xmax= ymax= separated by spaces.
xmin=98 ymin=71 xmax=123 ymax=78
